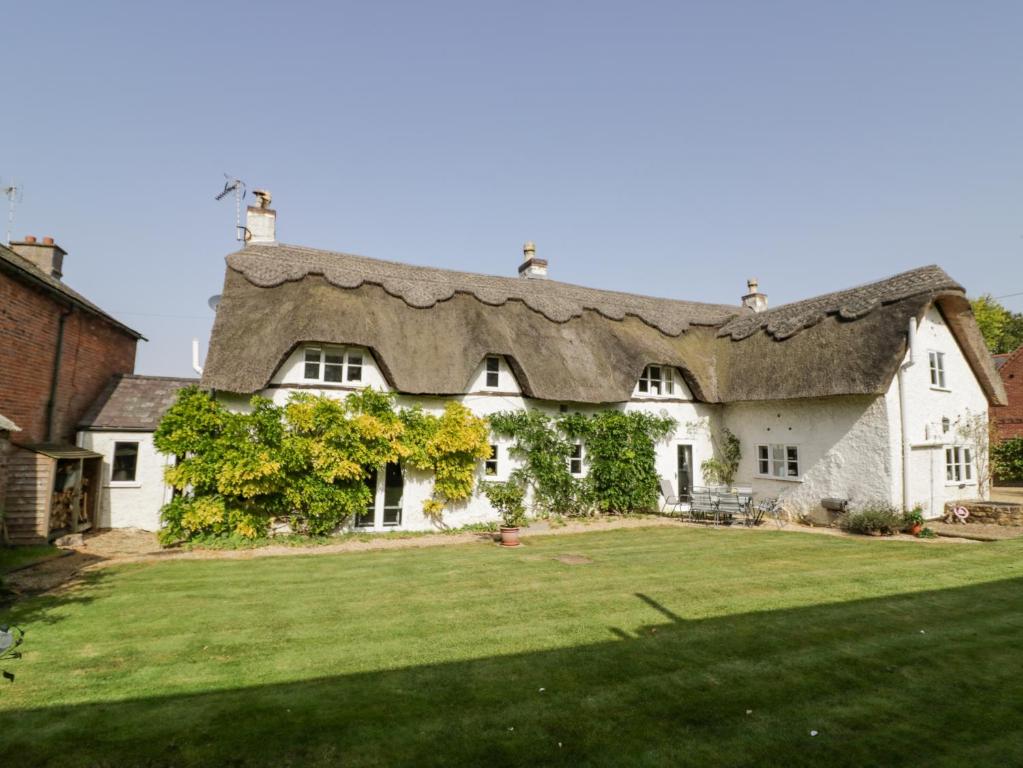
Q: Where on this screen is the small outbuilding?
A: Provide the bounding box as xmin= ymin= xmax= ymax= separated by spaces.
xmin=77 ymin=375 xmax=197 ymax=531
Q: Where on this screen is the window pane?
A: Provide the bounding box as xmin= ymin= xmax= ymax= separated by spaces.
xmin=357 ymin=468 xmax=377 ymax=527
xmin=570 ymin=444 xmax=582 ymax=474
xmin=757 ymin=446 xmax=769 ymax=475
xmin=112 ymin=443 xmax=139 ymax=482
xmin=347 ymin=362 xmax=362 ymax=382
xmin=324 ymin=364 xmax=343 ymax=382
xmin=664 ymin=367 xmax=674 ymax=395
xmin=786 ymin=446 xmax=799 ymax=477
xmin=304 ymin=348 xmax=321 ymax=380
xmin=485 ymin=444 xmax=498 ymax=476
xmin=324 ymin=349 xmax=343 ymax=365
xmin=383 ymin=462 xmax=403 ymax=525
xmin=485 ymin=357 xmax=500 ymax=388
xmin=638 ymin=378 xmax=648 ymax=393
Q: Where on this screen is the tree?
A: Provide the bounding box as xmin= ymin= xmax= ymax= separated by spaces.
xmin=971 ymin=294 xmax=1023 ymax=354
xmin=956 ymin=409 xmax=996 ymax=499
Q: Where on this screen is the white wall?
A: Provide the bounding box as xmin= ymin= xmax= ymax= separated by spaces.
xmin=77 ymin=431 xmax=173 ymax=531
xmin=885 ymin=305 xmax=990 ymax=517
xmin=723 ymin=395 xmax=894 ymax=521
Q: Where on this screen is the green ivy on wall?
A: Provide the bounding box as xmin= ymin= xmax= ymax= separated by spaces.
xmin=490 ymin=409 xmax=676 ymax=516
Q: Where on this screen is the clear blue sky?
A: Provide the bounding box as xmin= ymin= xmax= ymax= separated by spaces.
xmin=3 ymin=1 xmax=1022 ymax=377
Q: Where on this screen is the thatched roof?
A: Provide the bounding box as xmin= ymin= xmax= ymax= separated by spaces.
xmin=202 ymin=244 xmax=1007 ymax=406
xmin=79 ymin=375 xmax=198 ymax=431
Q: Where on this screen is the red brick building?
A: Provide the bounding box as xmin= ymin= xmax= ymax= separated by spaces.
xmin=993 ymin=346 xmax=1023 ymax=439
xmin=0 ymin=237 xmax=143 ymax=542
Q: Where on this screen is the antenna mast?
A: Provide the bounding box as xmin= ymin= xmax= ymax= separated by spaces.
xmin=2 ymin=180 xmax=23 ymax=245
xmin=214 ymin=174 xmax=246 ymax=241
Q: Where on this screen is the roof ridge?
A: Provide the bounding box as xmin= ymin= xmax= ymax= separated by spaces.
xmin=236 ymin=242 xmax=743 ymax=313
xmin=228 ymin=243 xmax=745 ymax=337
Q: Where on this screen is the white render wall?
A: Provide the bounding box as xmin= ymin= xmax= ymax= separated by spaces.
xmin=722 ymin=396 xmax=895 ymax=522
xmin=884 ymin=305 xmax=990 ymax=517
xmin=77 ymin=431 xmax=173 ymax=531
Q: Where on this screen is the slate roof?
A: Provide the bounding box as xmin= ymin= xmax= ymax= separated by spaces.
xmin=0 ymin=244 xmax=145 ymax=340
xmin=79 ymin=375 xmax=198 ymax=431
xmin=202 ymin=243 xmax=1007 ymax=406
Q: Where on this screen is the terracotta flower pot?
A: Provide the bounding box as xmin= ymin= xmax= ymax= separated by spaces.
xmin=499 ymin=526 xmax=521 ymax=547
xmin=908 ymin=523 xmax=923 ymax=536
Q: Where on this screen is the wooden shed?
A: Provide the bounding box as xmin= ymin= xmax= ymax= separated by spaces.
xmin=3 ymin=444 xmax=103 ymax=544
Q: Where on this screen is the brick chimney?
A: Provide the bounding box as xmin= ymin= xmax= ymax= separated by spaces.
xmin=245 ymin=189 xmax=276 ymax=244
xmin=742 ymin=278 xmax=768 ymax=312
xmin=10 ymin=235 xmax=66 ymax=279
xmin=517 ymin=241 xmax=547 ymax=279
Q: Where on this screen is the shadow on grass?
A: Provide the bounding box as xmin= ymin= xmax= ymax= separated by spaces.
xmin=2 ymin=577 xmax=1022 ymax=767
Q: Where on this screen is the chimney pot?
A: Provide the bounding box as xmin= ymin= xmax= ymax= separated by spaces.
xmin=10 ymin=235 xmax=66 ymax=280
xmin=741 ymin=277 xmax=768 ymax=313
xmin=517 ymin=240 xmax=548 ymax=279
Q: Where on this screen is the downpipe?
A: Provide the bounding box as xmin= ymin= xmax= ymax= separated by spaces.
xmin=45 ymin=308 xmax=72 ymax=442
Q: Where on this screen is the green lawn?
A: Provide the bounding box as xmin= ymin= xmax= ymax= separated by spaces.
xmin=1 ymin=528 xmax=1021 ymax=767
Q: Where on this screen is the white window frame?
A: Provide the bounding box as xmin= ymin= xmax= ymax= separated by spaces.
xmin=356 ymin=463 xmax=404 ymax=530
xmin=303 ymin=346 xmax=365 ymax=384
xmin=569 ymin=443 xmax=585 ymax=476
xmin=484 ymin=444 xmax=499 ymax=477
xmin=637 ymin=365 xmax=675 ymax=397
xmin=484 ymin=356 xmax=501 ymax=389
xmin=109 ymin=440 xmax=142 ymax=487
xmin=945 ymin=445 xmax=974 ymax=484
xmin=755 ymin=443 xmax=801 ymax=481
xmin=929 ymin=350 xmax=948 ymax=390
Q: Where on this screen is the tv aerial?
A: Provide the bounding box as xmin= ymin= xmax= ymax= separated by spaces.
xmin=214 ymin=174 xmax=246 ymax=241
xmin=2 ymin=179 xmax=23 ymax=246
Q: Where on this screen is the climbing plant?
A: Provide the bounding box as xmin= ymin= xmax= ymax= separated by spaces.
xmin=565 ymin=411 xmax=676 ymax=514
xmin=700 ymin=427 xmax=742 ymax=487
xmin=401 ymin=402 xmax=492 ymax=519
xmin=489 ymin=410 xmax=591 ymax=517
xmin=491 ymin=409 xmax=676 ymax=516
xmin=154 ymin=388 xmax=490 ymax=542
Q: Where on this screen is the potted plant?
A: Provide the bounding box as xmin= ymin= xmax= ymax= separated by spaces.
xmin=903 ymin=507 xmax=925 ymax=536
xmin=481 ymin=481 xmax=527 ymax=547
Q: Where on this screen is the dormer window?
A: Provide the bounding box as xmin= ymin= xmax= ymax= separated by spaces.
xmin=637 ymin=365 xmax=674 ymax=396
xmin=485 ymin=356 xmax=501 ymax=388
xmin=303 ymin=346 xmax=364 ymax=384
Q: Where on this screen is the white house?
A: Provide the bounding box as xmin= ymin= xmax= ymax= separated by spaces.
xmin=77 ymin=375 xmax=197 ymax=530
xmin=183 ymin=200 xmax=1008 ymax=530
